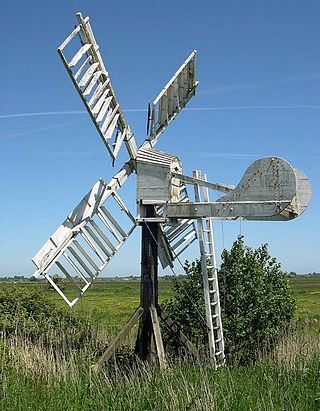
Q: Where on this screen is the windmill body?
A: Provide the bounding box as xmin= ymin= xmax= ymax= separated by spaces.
xmin=32 ymin=12 xmax=312 ymax=369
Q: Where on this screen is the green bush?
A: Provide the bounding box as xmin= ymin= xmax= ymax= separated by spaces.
xmin=162 ymin=260 xmax=208 ymax=354
xmin=0 ymin=286 xmax=93 ymax=349
xmin=163 ymin=236 xmax=296 ymax=364
xmin=219 ymin=236 xmax=295 ymax=363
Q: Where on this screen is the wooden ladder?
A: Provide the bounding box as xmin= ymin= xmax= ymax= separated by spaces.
xmin=193 ymin=170 xmax=225 ymax=367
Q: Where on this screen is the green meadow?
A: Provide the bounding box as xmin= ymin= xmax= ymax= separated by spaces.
xmin=40 ymin=276 xmax=320 ymax=325
xmin=0 ymin=276 xmax=319 ymax=410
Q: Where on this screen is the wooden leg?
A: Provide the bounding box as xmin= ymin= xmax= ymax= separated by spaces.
xmin=150 ymin=305 xmax=166 ymax=369
xmin=157 ymin=306 xmax=200 ymax=362
xmin=91 ymin=306 xmax=144 ymax=373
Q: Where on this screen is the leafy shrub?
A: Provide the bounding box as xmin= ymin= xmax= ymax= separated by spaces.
xmin=0 ymin=286 xmax=93 ymax=350
xmin=162 ymin=260 xmax=208 ymax=354
xmin=219 ymin=236 xmax=295 ymax=363
xmin=163 ymin=236 xmax=296 ymax=364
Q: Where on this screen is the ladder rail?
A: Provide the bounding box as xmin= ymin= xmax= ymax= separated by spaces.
xmin=193 ymin=170 xmax=225 ymax=366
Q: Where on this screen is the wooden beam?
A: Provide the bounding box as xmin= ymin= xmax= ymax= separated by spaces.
xmin=135 ymin=206 xmax=159 ymax=363
xmin=150 ymin=305 xmax=166 ymax=369
xmin=157 ymin=306 xmax=200 ymax=362
xmin=91 ymin=306 xmax=143 ymax=373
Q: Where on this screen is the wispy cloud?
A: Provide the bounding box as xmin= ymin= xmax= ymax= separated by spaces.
xmin=0 ymin=111 xmax=86 ymax=119
xmin=0 ymin=109 xmax=147 ymax=120
xmin=185 ymin=105 xmax=320 ymax=111
xmin=199 ymin=152 xmax=320 ymax=160
xmin=2 ymin=104 xmax=320 ymax=122
xmin=0 ymin=123 xmax=72 ymax=141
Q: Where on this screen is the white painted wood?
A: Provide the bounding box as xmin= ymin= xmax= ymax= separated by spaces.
xmin=78 ymin=62 xmax=100 ymax=87
xmin=149 ymin=50 xmax=199 ymax=140
xmin=69 ymin=43 xmax=92 ymax=67
xmin=193 ymin=170 xmax=225 ymax=367
xmin=57 ymin=13 xmax=137 ymax=162
xmin=193 ymin=170 xmax=216 ymax=363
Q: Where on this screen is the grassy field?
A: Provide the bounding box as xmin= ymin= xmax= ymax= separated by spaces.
xmin=38 ymin=275 xmax=320 ymax=324
xmin=0 ymin=276 xmax=319 ymax=410
xmin=290 ymin=276 xmax=320 ymax=319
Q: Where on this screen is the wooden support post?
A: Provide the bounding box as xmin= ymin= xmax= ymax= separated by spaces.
xmin=92 ymin=306 xmax=143 ymax=373
xmin=157 ymin=306 xmax=200 ymax=362
xmin=135 ymin=205 xmax=160 ymax=364
xmin=150 ymin=305 xmax=166 ymax=369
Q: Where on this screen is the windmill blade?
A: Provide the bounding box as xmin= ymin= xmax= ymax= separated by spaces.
xmin=148 ymin=50 xmax=199 ymax=142
xmin=164 ymin=157 xmax=312 ymax=221
xmin=32 ymin=165 xmax=136 ymax=307
xmin=57 ymin=12 xmax=137 ymax=162
xmin=158 ymin=185 xmax=197 ymax=269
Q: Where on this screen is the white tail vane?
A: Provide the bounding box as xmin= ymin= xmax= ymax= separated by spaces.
xmin=164 ymin=157 xmax=312 ymax=221
xmin=148 ymin=50 xmax=199 ymax=141
xmin=32 ymin=169 xmax=136 ymax=307
xmin=57 ymin=12 xmax=137 ymax=162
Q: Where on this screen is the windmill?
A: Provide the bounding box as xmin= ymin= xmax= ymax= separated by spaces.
xmin=32 ymin=12 xmax=311 ymax=370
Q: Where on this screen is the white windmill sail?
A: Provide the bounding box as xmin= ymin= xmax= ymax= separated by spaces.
xmin=148 ymin=50 xmax=199 ymax=142
xmin=57 ymin=12 xmax=137 ymax=162
xmin=32 ymin=165 xmax=136 ymax=307
xmin=158 ymin=185 xmax=198 ymax=269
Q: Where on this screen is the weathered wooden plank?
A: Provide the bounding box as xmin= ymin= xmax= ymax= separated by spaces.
xmin=83 ymin=71 xmax=103 ymax=96
xmin=150 ymin=305 xmax=166 ymax=369
xmin=83 ymin=225 xmax=112 ymax=258
xmin=67 ymin=246 xmax=95 ymax=278
xmin=78 ymin=62 xmax=99 ymax=87
xmin=96 ymin=97 xmax=114 ymax=122
xmin=69 ymin=43 xmax=92 ymax=67
xmin=92 ymin=307 xmax=144 ymax=372
xmin=56 ymin=261 xmax=83 ymax=292
xmin=92 ymin=92 xmax=111 ymax=115
xmin=102 ymin=113 xmax=120 ymax=139
xmin=74 ymin=55 xmax=93 ymax=81
xmin=157 ymin=307 xmax=200 ymax=361
xmin=89 ymin=220 xmax=117 ymax=252
xmin=73 ymin=239 xmax=99 ymax=271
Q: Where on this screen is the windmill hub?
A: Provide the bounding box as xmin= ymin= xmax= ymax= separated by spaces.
xmin=136 ymin=146 xmax=182 ymax=207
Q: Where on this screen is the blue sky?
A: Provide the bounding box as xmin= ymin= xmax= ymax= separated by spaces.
xmin=1 ymin=0 xmax=319 ymax=277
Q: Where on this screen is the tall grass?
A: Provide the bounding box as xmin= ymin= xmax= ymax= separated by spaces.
xmin=0 ymin=319 xmax=319 ymax=410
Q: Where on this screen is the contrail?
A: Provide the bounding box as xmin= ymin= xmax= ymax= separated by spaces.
xmin=1 ymin=105 xmax=320 ymax=120
xmin=185 ymin=105 xmax=320 ymax=111
xmin=199 ymin=152 xmax=320 ymax=160
xmin=0 ymin=123 xmax=72 ymax=141
xmin=0 ymin=111 xmax=86 ymax=119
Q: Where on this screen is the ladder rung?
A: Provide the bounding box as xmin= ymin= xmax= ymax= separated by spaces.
xmin=209 ymin=289 xmax=217 ymax=294
xmin=215 ymin=351 xmax=223 ymax=356
xmin=212 ymin=314 xmax=219 ymax=319
xmin=69 ymin=43 xmax=92 ymax=67
xmin=215 ymin=338 xmax=222 ymax=343
xmin=211 ymin=301 xmax=218 ymax=306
